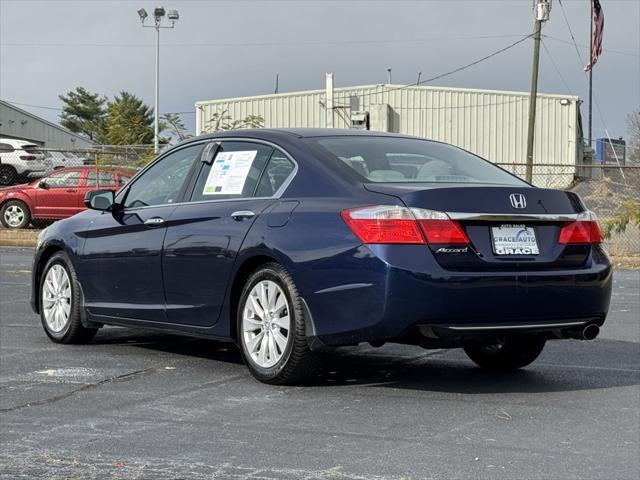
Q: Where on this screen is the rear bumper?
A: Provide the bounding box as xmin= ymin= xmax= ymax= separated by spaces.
xmin=303 ymin=244 xmax=613 ymax=346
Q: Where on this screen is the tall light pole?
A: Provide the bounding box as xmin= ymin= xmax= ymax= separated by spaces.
xmin=525 ymin=0 xmax=551 ymax=183
xmin=138 ymin=6 xmax=179 ymax=153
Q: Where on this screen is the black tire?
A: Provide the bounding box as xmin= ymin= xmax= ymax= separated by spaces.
xmin=0 ymin=200 xmax=31 ymax=229
xmin=463 ymin=337 xmax=546 ymax=370
xmin=39 ymin=251 xmax=98 ymax=344
xmin=0 ymin=165 xmax=17 ymax=186
xmin=237 ymin=263 xmax=319 ymax=385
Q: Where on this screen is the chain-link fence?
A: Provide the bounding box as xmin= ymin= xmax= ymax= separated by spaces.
xmin=1 ymin=145 xmax=639 ymax=260
xmin=496 ymin=162 xmax=640 ymax=258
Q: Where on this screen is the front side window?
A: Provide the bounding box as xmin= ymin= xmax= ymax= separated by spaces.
xmin=123 ymin=143 xmax=203 ymax=208
xmin=43 ymin=170 xmax=82 ymax=188
xmin=316 ymin=136 xmax=527 ymax=186
xmin=190 ymin=142 xmax=273 ymax=202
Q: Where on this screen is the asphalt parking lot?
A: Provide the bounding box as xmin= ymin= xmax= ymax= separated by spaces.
xmin=1 ymin=247 xmax=638 ymax=480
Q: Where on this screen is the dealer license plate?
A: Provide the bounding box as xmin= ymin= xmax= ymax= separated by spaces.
xmin=491 ymin=224 xmax=539 ymax=255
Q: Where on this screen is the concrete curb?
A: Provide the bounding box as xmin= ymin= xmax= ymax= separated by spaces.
xmin=0 ymin=229 xmax=39 ymax=247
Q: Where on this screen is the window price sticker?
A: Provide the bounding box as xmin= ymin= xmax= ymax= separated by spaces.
xmin=202 ymin=150 xmax=257 ymax=195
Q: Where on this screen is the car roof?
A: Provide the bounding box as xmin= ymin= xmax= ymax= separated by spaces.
xmin=188 ymin=128 xmax=421 ymax=144
xmin=0 ymin=138 xmax=40 ymax=147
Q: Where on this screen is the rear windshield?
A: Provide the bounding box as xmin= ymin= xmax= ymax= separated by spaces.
xmin=316 ymin=136 xmax=526 ymax=186
xmin=22 ymin=144 xmax=41 ymax=153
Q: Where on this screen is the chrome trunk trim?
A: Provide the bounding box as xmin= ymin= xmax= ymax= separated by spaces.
xmin=446 ymin=212 xmax=581 ymax=222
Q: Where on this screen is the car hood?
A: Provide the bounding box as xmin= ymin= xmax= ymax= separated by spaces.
xmin=0 ymin=182 xmax=36 ymax=194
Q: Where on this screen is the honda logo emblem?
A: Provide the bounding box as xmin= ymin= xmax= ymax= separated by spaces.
xmin=509 ymin=193 xmax=527 ymax=209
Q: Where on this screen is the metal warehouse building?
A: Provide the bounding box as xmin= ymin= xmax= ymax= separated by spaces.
xmin=0 ymin=100 xmax=95 ymax=149
xmin=196 ymin=82 xmax=583 ymax=187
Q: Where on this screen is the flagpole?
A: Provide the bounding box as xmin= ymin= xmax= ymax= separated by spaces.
xmin=588 ymin=0 xmax=594 ymax=147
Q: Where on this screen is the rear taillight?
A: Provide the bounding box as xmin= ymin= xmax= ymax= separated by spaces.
xmin=19 ymin=155 xmax=36 ymax=161
xmin=341 ymin=205 xmax=469 ymax=245
xmin=558 ymin=211 xmax=603 ymax=244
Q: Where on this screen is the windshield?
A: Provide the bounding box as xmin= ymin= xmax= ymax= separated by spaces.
xmin=316 ymin=136 xmax=527 ymax=186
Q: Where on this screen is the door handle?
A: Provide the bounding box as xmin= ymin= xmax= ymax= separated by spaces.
xmin=144 ymin=217 xmax=165 ymax=227
xmin=66 ymin=189 xmax=77 ymax=193
xmin=231 ymin=210 xmax=255 ymax=221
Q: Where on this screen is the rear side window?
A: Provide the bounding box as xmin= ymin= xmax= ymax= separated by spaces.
xmin=0 ymin=143 xmax=15 ymax=153
xmin=86 ymin=170 xmax=117 ymax=187
xmin=316 ymin=136 xmax=526 ymax=186
xmin=255 ymin=150 xmax=295 ymax=197
xmin=190 ymin=141 xmax=272 ymax=202
xmin=22 ymin=144 xmax=41 ymax=153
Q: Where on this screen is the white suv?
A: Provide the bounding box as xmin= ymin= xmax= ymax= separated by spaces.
xmin=0 ymin=138 xmax=52 ymax=185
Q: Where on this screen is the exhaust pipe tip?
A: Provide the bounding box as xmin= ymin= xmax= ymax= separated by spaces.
xmin=582 ymin=324 xmax=600 ymax=341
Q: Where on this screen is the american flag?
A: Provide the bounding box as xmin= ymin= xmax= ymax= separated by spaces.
xmin=585 ymin=0 xmax=605 ymax=71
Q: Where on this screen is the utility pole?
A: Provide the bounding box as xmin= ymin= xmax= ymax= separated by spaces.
xmin=387 ymin=68 xmax=392 ymax=84
xmin=525 ymin=0 xmax=551 ymax=183
xmin=588 ymin=1 xmax=593 ymax=147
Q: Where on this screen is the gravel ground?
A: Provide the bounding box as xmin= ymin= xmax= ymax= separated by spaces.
xmin=1 ymin=247 xmax=638 ymax=480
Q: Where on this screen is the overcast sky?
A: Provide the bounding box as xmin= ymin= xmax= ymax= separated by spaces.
xmin=1 ymin=0 xmax=638 ymax=141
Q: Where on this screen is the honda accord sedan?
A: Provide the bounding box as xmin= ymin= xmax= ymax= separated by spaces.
xmin=31 ymin=129 xmax=612 ymax=384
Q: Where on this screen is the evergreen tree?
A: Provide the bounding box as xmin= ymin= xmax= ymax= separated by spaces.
xmin=104 ymin=92 xmax=155 ymax=145
xmin=58 ymin=87 xmax=106 ymax=141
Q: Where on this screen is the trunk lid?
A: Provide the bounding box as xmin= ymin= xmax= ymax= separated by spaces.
xmin=364 ymin=183 xmax=592 ymax=270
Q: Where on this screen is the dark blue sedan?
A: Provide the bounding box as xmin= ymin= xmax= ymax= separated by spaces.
xmin=31 ymin=129 xmax=612 ymax=384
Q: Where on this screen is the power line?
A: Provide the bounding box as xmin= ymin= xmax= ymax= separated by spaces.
xmin=4 ymin=100 xmax=195 ymax=116
xmin=544 ymin=35 xmax=639 ymax=58
xmin=1 ymin=34 xmax=527 ymax=49
xmin=4 ymin=101 xmax=61 ymax=111
xmin=334 ymin=34 xmax=533 ymax=103
xmin=7 ymin=36 xmax=531 ymax=117
xmin=555 ymin=0 xmax=625 ymax=146
xmin=541 ymin=39 xmax=574 ymax=95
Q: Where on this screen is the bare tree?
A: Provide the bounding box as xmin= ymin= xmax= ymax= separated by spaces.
xmin=205 ymin=110 xmax=264 ymax=132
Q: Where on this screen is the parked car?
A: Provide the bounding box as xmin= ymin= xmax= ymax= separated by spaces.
xmin=0 ymin=166 xmax=135 ymax=228
xmin=31 ymin=130 xmax=612 ymax=384
xmin=0 ymin=138 xmax=51 ymax=186
xmin=43 ymin=150 xmax=85 ymax=170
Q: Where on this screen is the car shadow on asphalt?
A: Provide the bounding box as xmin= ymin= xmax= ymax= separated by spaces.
xmin=315 ymin=340 xmax=640 ymax=394
xmin=91 ymin=328 xmax=639 ymax=394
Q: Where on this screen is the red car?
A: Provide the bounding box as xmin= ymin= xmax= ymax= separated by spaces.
xmin=0 ymin=167 xmax=136 ymax=229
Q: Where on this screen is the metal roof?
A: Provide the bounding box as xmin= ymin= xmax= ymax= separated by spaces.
xmin=0 ymin=99 xmax=96 ymax=145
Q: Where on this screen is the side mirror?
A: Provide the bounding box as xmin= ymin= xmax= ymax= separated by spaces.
xmin=39 ymin=180 xmax=49 ymax=189
xmin=84 ymin=189 xmax=115 ymax=211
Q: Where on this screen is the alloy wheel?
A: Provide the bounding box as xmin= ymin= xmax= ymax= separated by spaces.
xmin=42 ymin=264 xmax=72 ymax=333
xmin=4 ymin=205 xmax=25 ymax=228
xmin=242 ymin=280 xmax=291 ymax=368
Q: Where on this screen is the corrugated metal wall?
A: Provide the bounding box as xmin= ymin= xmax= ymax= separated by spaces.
xmin=0 ymin=101 xmax=95 ymax=149
xmin=196 ymin=85 xmax=580 ymax=187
